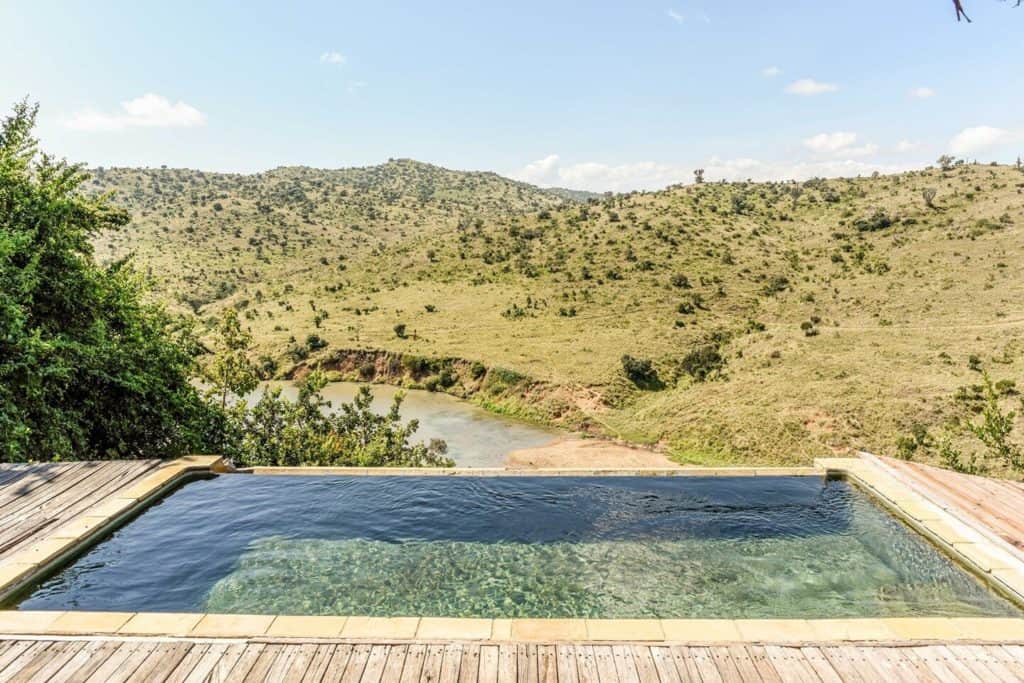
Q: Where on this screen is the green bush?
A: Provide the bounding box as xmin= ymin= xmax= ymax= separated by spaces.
xmin=679 ymin=344 xmax=725 ymax=381
xmin=621 ymin=355 xmax=661 ymax=388
xmin=0 ymin=102 xmax=216 ymax=461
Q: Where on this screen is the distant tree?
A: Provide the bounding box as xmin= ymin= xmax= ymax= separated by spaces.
xmin=922 ymin=187 xmax=937 ymax=208
xmin=205 ymin=309 xmax=260 ymax=409
xmin=693 ymin=168 xmax=705 ymax=184
xmin=393 ymin=323 xmax=408 ymax=338
xmin=937 ymin=154 xmax=956 ymax=171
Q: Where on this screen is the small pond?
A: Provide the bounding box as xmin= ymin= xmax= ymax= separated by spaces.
xmin=253 ymin=381 xmax=560 ymax=468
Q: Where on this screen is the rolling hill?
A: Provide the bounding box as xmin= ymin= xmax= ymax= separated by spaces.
xmin=88 ymin=159 xmax=1024 ymax=469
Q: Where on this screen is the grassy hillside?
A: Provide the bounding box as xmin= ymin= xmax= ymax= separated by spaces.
xmin=90 ymin=160 xmax=1024 ymax=469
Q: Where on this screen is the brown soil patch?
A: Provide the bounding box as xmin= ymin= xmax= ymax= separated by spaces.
xmin=506 ymin=437 xmax=680 ymax=469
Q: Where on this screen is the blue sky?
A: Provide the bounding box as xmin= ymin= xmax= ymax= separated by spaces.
xmin=2 ymin=1 xmax=1021 ymax=191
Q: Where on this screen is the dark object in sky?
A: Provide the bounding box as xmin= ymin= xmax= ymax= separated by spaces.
xmin=955 ymin=0 xmax=1022 ymax=22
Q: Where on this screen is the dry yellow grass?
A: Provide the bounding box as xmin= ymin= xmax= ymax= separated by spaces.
xmin=91 ymin=161 xmax=1024 ymax=467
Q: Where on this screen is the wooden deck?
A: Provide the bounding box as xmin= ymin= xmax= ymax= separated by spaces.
xmin=0 ymin=461 xmax=161 ymax=562
xmin=870 ymin=453 xmax=1024 ymax=556
xmin=1 ymin=637 xmax=1022 ymax=682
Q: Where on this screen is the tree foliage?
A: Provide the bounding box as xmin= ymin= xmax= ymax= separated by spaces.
xmin=0 ymin=101 xmax=451 ymax=468
xmin=0 ymin=101 xmax=215 ymax=462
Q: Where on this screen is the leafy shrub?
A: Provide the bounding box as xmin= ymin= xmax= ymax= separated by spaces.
xmin=854 ymin=208 xmax=893 ymax=232
xmin=679 ymin=344 xmax=725 ymax=381
xmin=761 ymin=275 xmax=790 ymax=296
xmin=393 ymin=323 xmax=408 ymax=338
xmin=305 ymin=334 xmax=327 ymax=351
xmin=621 ymin=355 xmax=659 ymax=387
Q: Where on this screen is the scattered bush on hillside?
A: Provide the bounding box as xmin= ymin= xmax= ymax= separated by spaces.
xmin=679 ymin=343 xmax=726 ymax=382
xmin=854 ymin=208 xmax=893 ymax=232
xmin=922 ymin=187 xmax=937 ymax=208
xmin=393 ymin=323 xmax=407 ymax=338
xmin=620 ymin=355 xmax=661 ymax=388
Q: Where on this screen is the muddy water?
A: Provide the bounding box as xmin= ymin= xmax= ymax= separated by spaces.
xmin=256 ymin=381 xmax=560 ymax=467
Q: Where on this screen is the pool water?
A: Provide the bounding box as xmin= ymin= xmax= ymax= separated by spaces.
xmin=13 ymin=475 xmax=1021 ymax=619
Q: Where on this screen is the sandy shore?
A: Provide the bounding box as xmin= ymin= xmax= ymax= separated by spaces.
xmin=506 ymin=437 xmax=679 ymax=469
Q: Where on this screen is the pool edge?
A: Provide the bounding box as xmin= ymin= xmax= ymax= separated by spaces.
xmin=2 ymin=456 xmax=1024 ymax=644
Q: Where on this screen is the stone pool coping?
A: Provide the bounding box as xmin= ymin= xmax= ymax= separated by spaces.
xmin=1 ymin=455 xmax=1023 ymax=643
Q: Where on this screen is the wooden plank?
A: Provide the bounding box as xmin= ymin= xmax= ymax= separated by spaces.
xmin=261 ymin=643 xmax=301 ymax=683
xmin=798 ymin=647 xmax=844 ymax=683
xmin=903 ymin=646 xmax=964 ymax=683
xmin=50 ymin=640 xmax=122 ymax=683
xmin=5 ymin=641 xmax=73 ymax=683
xmin=743 ymin=645 xmax=783 ymax=683
xmin=236 ymin=643 xmax=284 ymax=683
xmin=535 ymin=645 xmax=557 ymax=683
xmin=83 ymin=641 xmax=146 ymax=683
xmin=555 ymin=645 xmax=580 ymax=683
xmin=686 ymin=646 xmax=724 ymax=683
xmin=573 ymin=645 xmax=601 ymax=683
xmin=515 ymin=644 xmax=531 ymax=683
xmin=437 ymin=644 xmax=462 ymax=683
xmin=705 ymin=646 xmax=745 ymax=683
xmin=761 ymin=645 xmax=818 ymax=683
xmin=104 ymin=641 xmax=158 ymax=683
xmin=359 ymin=645 xmax=392 ymax=683
xmin=401 ymin=644 xmax=428 ymax=683
xmin=817 ymin=646 xmax=870 ymax=683
xmin=985 ymin=644 xmax=1024 ymax=680
xmin=46 ymin=641 xmax=107 ymax=683
xmin=182 ymin=642 xmax=232 ymax=683
xmin=669 ymin=647 xmax=706 ymax=683
xmin=591 ymin=646 xmax=619 ymax=683
xmin=381 ymin=644 xmax=409 ymax=683
xmin=204 ymin=642 xmax=254 ymax=683
xmin=928 ymin=645 xmax=985 ymax=683
xmin=948 ymin=644 xmax=1023 ymax=682
xmin=282 ymin=643 xmax=324 ymax=683
xmin=418 ymin=644 xmax=446 ymax=683
xmin=0 ymin=638 xmax=47 ymax=679
xmin=339 ymin=644 xmax=372 ymax=683
xmin=478 ymin=645 xmax=500 ymax=683
xmin=629 ymin=646 xmax=661 ymax=683
xmin=161 ymin=642 xmax=211 ymax=683
xmin=496 ymin=644 xmax=518 ymax=683
xmin=610 ymin=645 xmax=640 ymax=683
xmin=458 ymin=644 xmax=480 ymax=683
xmin=646 ymin=647 xmax=683 ymax=683
xmin=320 ymin=644 xmax=355 ymax=682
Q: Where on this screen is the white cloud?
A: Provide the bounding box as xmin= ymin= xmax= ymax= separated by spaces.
xmin=511 ymin=154 xmax=905 ymax=193
xmin=948 ymin=126 xmax=1010 ymax=155
xmin=803 ymin=131 xmax=857 ymax=153
xmin=802 ymin=132 xmax=878 ymax=157
xmin=761 ymin=66 xmax=782 ymax=78
xmin=895 ymin=139 xmax=921 ymax=152
xmin=320 ymin=51 xmax=346 ymax=65
xmin=784 ymin=78 xmax=839 ymax=95
xmin=63 ymin=94 xmax=206 ymax=131
xmin=667 ymin=9 xmax=685 ymax=24
xmin=909 ymin=86 xmax=935 ymax=99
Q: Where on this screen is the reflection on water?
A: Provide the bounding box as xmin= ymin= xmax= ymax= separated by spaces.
xmin=250 ymin=381 xmax=559 ymax=467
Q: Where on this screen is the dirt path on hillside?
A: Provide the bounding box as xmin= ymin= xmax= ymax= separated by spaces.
xmin=506 ymin=437 xmax=679 ymax=469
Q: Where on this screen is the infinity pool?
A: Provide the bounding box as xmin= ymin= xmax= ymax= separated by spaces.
xmin=12 ymin=475 xmax=1020 ymax=618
